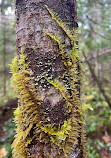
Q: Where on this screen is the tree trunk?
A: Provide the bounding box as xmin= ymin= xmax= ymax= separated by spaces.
xmin=11 ymin=0 xmax=87 ymax=157
xmin=1 ymin=0 xmax=7 ymax=95
xmin=97 ymin=2 xmax=102 ymax=80
xmin=87 ymin=0 xmax=96 ymax=86
xmin=83 ymin=51 xmax=111 ymax=109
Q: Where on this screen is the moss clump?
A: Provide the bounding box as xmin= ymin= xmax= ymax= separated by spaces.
xmin=10 ymin=50 xmax=42 ymax=157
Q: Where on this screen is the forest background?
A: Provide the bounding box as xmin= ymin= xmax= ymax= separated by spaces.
xmin=0 ymin=0 xmax=111 ymax=157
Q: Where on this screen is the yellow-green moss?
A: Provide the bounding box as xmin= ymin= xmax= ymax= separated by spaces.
xmin=41 ymin=119 xmax=71 ymax=144
xmin=45 ymin=6 xmax=88 ymax=157
xmin=10 ymin=5 xmax=88 ymax=158
xmin=10 ymin=50 xmax=41 ymax=158
xmin=45 ymin=5 xmax=78 ymax=44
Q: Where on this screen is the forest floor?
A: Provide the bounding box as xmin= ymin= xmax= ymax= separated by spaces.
xmin=0 ymin=96 xmax=111 ymax=158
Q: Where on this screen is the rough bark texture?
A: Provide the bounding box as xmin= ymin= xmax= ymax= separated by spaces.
xmin=15 ymin=0 xmax=83 ymax=157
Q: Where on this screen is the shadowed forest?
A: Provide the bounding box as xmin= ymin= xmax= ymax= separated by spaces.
xmin=0 ymin=0 xmax=111 ymax=157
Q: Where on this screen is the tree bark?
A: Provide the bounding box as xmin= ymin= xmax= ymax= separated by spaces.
xmin=97 ymin=2 xmax=102 ymax=80
xmin=1 ymin=0 xmax=7 ymax=95
xmin=13 ymin=0 xmax=87 ymax=157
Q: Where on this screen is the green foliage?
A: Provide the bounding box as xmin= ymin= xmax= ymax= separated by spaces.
xmin=0 ymin=119 xmax=15 ymax=158
xmin=2 ymin=143 xmax=12 ymax=158
xmin=84 ymin=86 xmax=111 ymax=157
xmin=3 ymin=119 xmax=15 ymax=142
xmin=87 ymin=139 xmax=100 ymax=158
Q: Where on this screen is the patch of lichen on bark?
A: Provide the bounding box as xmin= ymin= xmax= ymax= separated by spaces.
xmin=10 ymin=4 xmax=88 ymax=158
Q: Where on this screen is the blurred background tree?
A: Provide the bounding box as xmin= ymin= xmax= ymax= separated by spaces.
xmin=0 ymin=0 xmax=111 ymax=157
xmin=77 ymin=0 xmax=111 ymax=157
xmin=0 ymin=0 xmax=15 ymax=101
xmin=0 ymin=0 xmax=16 ymax=157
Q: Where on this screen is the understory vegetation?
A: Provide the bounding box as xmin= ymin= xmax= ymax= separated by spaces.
xmin=0 ymin=85 xmax=111 ymax=158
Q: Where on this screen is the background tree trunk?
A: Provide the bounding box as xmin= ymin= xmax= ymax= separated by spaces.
xmin=1 ymin=0 xmax=7 ymax=95
xmin=13 ymin=0 xmax=86 ymax=157
xmin=97 ymin=2 xmax=102 ymax=80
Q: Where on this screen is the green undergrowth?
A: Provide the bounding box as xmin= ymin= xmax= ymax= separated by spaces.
xmin=83 ymin=83 xmax=111 ymax=158
xmin=0 ymin=84 xmax=111 ymax=158
xmin=0 ymin=119 xmax=15 ymax=158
